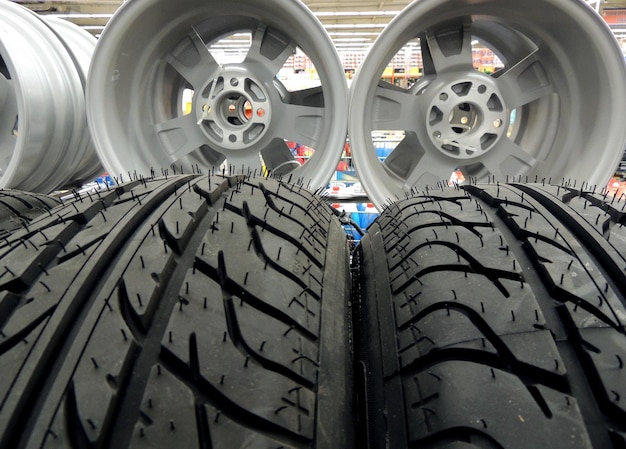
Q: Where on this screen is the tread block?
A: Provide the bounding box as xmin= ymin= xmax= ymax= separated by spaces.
xmin=225 ymin=183 xmax=328 ymax=265
xmin=0 ymin=320 xmax=47 ymax=406
xmin=194 ymin=214 xmax=321 ymax=338
xmin=0 ymin=190 xmax=61 ymax=236
xmin=403 ymin=361 xmax=591 ymax=448
xmin=0 ymin=222 xmax=79 ymax=290
xmin=69 ymin=307 xmax=139 ymax=445
xmin=578 ymin=328 xmax=626 ymax=422
xmin=131 ymin=366 xmax=299 ymax=449
xmin=119 ymin=233 xmax=175 ymax=332
xmin=158 ymin=187 xmax=209 ymax=254
xmin=130 ymin=365 xmax=199 ymax=448
xmin=394 ymin=273 xmax=540 ymax=335
xmin=161 ymin=270 xmax=316 ymax=440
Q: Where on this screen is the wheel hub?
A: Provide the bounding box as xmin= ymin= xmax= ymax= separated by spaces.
xmin=196 ymin=67 xmax=271 ymax=151
xmin=426 ymin=72 xmax=508 ymax=159
xmin=448 ymin=102 xmax=480 ymax=134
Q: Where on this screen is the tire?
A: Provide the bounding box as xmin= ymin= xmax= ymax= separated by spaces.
xmin=354 ymin=181 xmax=626 ymax=449
xmin=0 ymin=190 xmax=61 ymax=237
xmin=0 ymin=174 xmax=353 ymax=449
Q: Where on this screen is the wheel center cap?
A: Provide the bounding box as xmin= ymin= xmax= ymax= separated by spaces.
xmin=196 ymin=68 xmax=271 ymax=151
xmin=426 ymin=74 xmax=508 ymax=160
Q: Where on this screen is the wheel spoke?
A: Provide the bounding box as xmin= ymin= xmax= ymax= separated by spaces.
xmin=198 ymin=144 xmax=226 ymax=168
xmin=283 ymin=85 xmax=324 ymax=108
xmin=420 ymin=21 xmax=474 ymax=75
xmin=225 ymin=151 xmax=264 ymax=175
xmin=493 ymin=49 xmax=554 ymax=109
xmin=0 ymin=76 xmax=16 ymax=132
xmin=445 ymin=133 xmax=484 ymax=157
xmin=261 ymin=138 xmax=300 ymax=175
xmin=0 ymin=77 xmax=18 ymax=149
xmin=272 ymin=100 xmax=325 ymax=149
xmin=403 ymin=151 xmax=457 ymax=191
xmin=383 ymin=134 xmax=423 ymax=178
xmin=154 ymin=114 xmax=208 ymax=162
xmin=245 ymin=23 xmax=296 ymax=77
xmin=482 ymin=137 xmax=537 ymax=180
xmin=371 ymin=81 xmax=424 ymax=132
xmin=168 ymin=28 xmax=219 ymax=90
xmin=382 ymin=133 xmax=454 ymax=190
xmin=0 ymin=75 xmax=12 ymax=107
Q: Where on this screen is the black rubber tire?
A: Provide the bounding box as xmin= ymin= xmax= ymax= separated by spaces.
xmin=354 ymin=181 xmax=626 ymax=449
xmin=0 ymin=174 xmax=353 ymax=449
xmin=0 ymin=190 xmax=61 ymax=238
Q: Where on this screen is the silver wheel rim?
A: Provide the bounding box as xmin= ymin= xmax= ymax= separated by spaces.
xmin=349 ymin=0 xmax=626 ymax=207
xmin=0 ymin=2 xmax=90 ymax=192
xmin=44 ymin=17 xmax=102 ymax=186
xmin=87 ymin=0 xmax=348 ymax=189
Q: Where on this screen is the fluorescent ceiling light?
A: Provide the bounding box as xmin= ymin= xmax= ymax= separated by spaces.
xmin=334 ymin=42 xmax=374 ymax=47
xmin=314 ymin=11 xmax=400 ymax=17
xmin=333 ymin=38 xmax=370 ymax=42
xmin=328 ymin=32 xmax=379 ymax=36
xmin=47 ymin=13 xmax=114 ymax=19
xmin=324 ymin=24 xmax=387 ymax=29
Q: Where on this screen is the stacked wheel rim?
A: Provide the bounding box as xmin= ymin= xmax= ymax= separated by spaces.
xmin=44 ymin=16 xmax=102 ymax=186
xmin=0 ymin=2 xmax=98 ymax=192
xmin=348 ymin=0 xmax=626 ymax=207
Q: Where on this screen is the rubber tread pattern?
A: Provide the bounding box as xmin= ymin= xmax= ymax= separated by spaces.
xmin=355 ymin=182 xmax=626 ymax=449
xmin=0 ymin=174 xmax=352 ymax=449
xmin=0 ymin=190 xmax=61 ymax=237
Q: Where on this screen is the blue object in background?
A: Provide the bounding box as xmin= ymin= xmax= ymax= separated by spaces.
xmin=347 ymin=215 xmax=362 ymax=241
xmin=95 ymin=174 xmax=115 ymax=187
xmin=343 ymin=204 xmax=379 ymax=242
xmin=374 ymin=141 xmax=394 ymax=161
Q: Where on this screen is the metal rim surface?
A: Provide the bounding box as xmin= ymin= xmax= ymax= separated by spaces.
xmin=348 ymin=0 xmax=626 ymax=207
xmin=0 ymin=2 xmax=88 ymax=193
xmin=44 ymin=16 xmax=103 ymax=185
xmin=87 ymin=0 xmax=348 ymax=189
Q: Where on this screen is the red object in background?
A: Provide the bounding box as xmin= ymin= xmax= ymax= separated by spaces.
xmin=606 ymin=177 xmax=626 ymax=199
xmin=602 ymin=9 xmax=626 ymax=24
xmin=448 ymin=169 xmax=466 ymax=186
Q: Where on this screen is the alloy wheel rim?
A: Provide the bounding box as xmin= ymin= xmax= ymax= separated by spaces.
xmin=87 ymin=0 xmax=348 ymax=189
xmin=348 ymin=0 xmax=626 ymax=207
xmin=0 ymin=2 xmax=90 ymax=192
